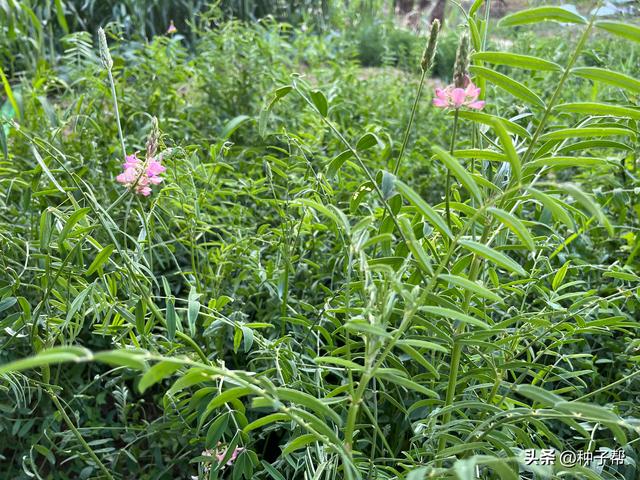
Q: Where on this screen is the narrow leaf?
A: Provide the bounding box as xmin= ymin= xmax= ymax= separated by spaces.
xmin=498 ymin=6 xmax=586 ymax=27
xmin=487 ymin=207 xmax=535 ymax=250
xmin=470 ymin=65 xmax=545 ymax=108
xmin=459 ymin=239 xmax=527 ymax=276
xmin=472 ymin=52 xmax=561 ymax=71
xmin=432 ymin=146 xmax=482 ymax=203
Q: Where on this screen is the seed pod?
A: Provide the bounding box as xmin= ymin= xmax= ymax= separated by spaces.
xmin=453 ymin=33 xmax=469 ymax=88
xmin=421 ymin=19 xmax=440 ymax=72
xmin=97 ymin=27 xmax=113 ymax=71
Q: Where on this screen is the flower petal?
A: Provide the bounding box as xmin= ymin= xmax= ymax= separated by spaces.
xmin=451 ymin=88 xmax=466 ymax=108
xmin=433 ymin=98 xmax=448 ymax=108
xmin=467 ymin=100 xmax=485 ymax=110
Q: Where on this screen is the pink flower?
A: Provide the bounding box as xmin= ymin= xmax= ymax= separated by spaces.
xmin=433 ymin=77 xmax=485 ymax=110
xmin=167 ymin=21 xmax=177 ymax=35
xmin=116 ymin=152 xmax=166 ymax=196
xmin=204 ymin=444 xmax=245 ymax=467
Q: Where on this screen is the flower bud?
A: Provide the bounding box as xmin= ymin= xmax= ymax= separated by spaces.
xmin=453 ymin=33 xmax=469 ymax=88
xmin=146 ymin=117 xmax=159 ymax=159
xmin=421 ymin=19 xmax=440 ymax=72
xmin=97 ymin=27 xmax=113 ymax=71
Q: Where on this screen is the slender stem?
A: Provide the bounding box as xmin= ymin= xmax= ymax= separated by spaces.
xmin=518 ymin=14 xmax=597 ymax=168
xmin=445 ymin=109 xmax=460 ymax=230
xmin=106 ymin=68 xmax=127 ymax=163
xmin=437 ymin=338 xmax=463 ymax=454
xmin=393 ymin=69 xmax=428 ymax=175
xmin=48 ymin=390 xmax=115 ymax=480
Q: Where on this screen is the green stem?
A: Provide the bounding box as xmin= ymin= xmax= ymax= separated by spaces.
xmin=106 ymin=68 xmax=127 ymax=163
xmin=393 ymin=68 xmax=428 ymax=175
xmin=518 ymin=14 xmax=597 ymax=169
xmin=48 ymin=390 xmax=115 ymax=480
xmin=445 ymin=109 xmax=460 ymax=231
xmin=437 ymin=337 xmax=463 ymax=458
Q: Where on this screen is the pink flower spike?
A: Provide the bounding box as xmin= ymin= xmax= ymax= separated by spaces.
xmin=116 ymin=152 xmax=167 ymax=196
xmin=167 ymin=20 xmax=177 ymax=35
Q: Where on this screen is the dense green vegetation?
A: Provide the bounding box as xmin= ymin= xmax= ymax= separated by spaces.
xmin=1 ymin=1 xmax=640 ymax=479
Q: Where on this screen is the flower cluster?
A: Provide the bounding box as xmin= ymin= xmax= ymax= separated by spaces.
xmin=191 ymin=444 xmax=245 ymax=478
xmin=433 ymin=76 xmax=485 ymax=110
xmin=116 ymin=152 xmax=166 ymax=196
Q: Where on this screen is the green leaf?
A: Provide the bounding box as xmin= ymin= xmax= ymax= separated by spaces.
xmin=244 ymin=413 xmax=289 ymax=433
xmin=487 ymin=207 xmax=535 ymax=250
xmin=207 ymin=413 xmax=230 ymax=447
xmin=187 ymin=286 xmax=200 ymax=337
xmin=375 ymin=369 xmax=439 ymax=397
xmin=554 ymin=102 xmax=640 ymax=120
xmin=558 ymin=140 xmax=633 ymax=154
xmin=396 ymin=338 xmax=448 ymax=354
xmin=327 ymin=150 xmax=353 ymax=177
xmin=314 ymin=357 xmax=363 ymax=370
xmin=310 ymin=90 xmax=328 ymax=117
xmin=54 ymin=0 xmax=69 ymax=33
xmin=0 ymin=66 xmax=20 ymax=121
xmin=432 ymin=146 xmax=482 ymax=204
xmin=0 ymin=347 xmax=92 ymax=375
xmin=595 ymin=21 xmax=640 ymax=44
xmin=396 ymin=179 xmax=452 ymax=239
xmin=86 ymin=244 xmax=115 ymax=275
xmin=58 ymin=207 xmax=91 ymax=249
xmin=420 ymin=306 xmax=491 ymax=330
xmin=540 ymin=127 xmax=636 ymax=141
xmin=199 ymin=387 xmax=254 ymax=427
xmin=438 ymin=273 xmax=503 ymax=302
xmin=469 ymin=0 xmax=485 ymax=16
xmin=526 ymin=156 xmax=615 ymax=171
xmin=527 ymin=188 xmax=573 ymax=228
xmin=552 ymin=261 xmax=570 ymax=290
xmin=554 ymin=401 xmax=621 ymax=423
xmin=0 ymin=297 xmax=17 ymax=314
xmin=281 ymin=434 xmax=316 ymax=455
xmin=490 ymin=118 xmax=521 ymax=182
xmin=356 ymin=132 xmax=379 ymax=151
xmin=32 ymin=146 xmax=65 ymax=193
xmin=472 ymin=52 xmax=561 ymax=71
xmin=498 ymin=6 xmax=586 ymax=27
xmin=458 ymin=239 xmax=527 ymax=276
xmin=221 ymin=115 xmax=251 ymax=140
xmin=455 ymin=111 xmax=531 ymax=139
xmin=470 ymin=65 xmax=545 ymax=108
xmin=558 ymin=183 xmax=613 ymax=235
xmin=65 ymin=286 xmax=93 ymax=327
xmin=93 ymin=350 xmax=148 ymax=370
xmin=138 ymin=361 xmax=182 ymax=393
xmin=517 ymin=385 xmax=563 ymax=407
xmin=166 ymin=297 xmax=176 ymax=341
xmin=454 ymin=149 xmax=507 ymax=162
xmin=276 ymin=388 xmax=342 ymax=425
xmin=261 ymin=461 xmax=287 ymax=480
xmin=572 ymin=67 xmax=640 ymax=94
xmin=398 ymin=216 xmax=433 ymax=275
